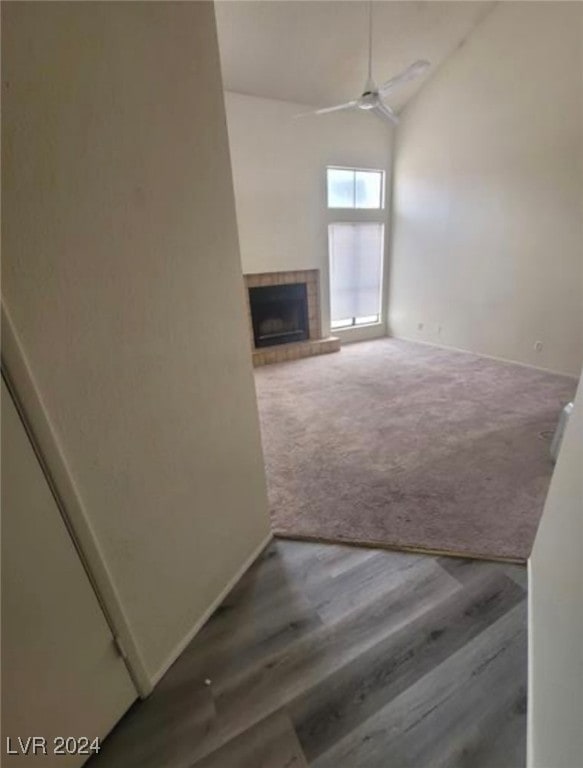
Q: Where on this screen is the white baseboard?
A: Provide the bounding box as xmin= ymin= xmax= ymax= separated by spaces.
xmin=148 ymin=530 xmax=273 ymax=692
xmin=389 ymin=334 xmax=578 ymax=379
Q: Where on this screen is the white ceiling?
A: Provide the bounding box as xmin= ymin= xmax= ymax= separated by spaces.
xmin=215 ymin=1 xmax=495 ymax=112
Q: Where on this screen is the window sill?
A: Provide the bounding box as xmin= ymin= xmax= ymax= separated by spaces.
xmin=333 ymin=321 xmax=383 ymax=331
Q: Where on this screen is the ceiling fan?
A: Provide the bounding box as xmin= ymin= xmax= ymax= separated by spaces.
xmin=297 ymin=3 xmax=430 ymax=125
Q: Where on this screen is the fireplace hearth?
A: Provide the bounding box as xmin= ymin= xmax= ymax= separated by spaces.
xmin=249 ymin=283 xmax=309 ymax=348
xmin=244 ymin=269 xmax=340 ymax=366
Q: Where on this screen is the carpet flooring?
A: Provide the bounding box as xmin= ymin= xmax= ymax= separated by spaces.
xmin=254 ymin=339 xmax=576 ymax=562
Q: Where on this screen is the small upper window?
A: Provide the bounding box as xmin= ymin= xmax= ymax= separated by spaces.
xmin=327 ymin=167 xmax=384 ymax=210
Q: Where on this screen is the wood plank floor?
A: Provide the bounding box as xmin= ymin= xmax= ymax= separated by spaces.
xmin=89 ymin=539 xmax=527 ymax=768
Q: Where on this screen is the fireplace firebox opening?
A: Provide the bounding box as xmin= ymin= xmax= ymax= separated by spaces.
xmin=249 ymin=283 xmax=309 ymax=348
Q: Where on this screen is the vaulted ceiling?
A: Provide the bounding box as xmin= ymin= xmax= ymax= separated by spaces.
xmin=215 ymin=1 xmax=495 ymax=112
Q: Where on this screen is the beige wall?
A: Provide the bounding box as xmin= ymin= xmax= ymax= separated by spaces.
xmin=224 ymin=91 xmax=393 ymax=342
xmin=528 ymin=374 xmax=582 ymax=767
xmin=2 ymin=378 xmax=137 ymax=760
xmin=389 ymin=2 xmax=583 ymax=375
xmin=2 ymin=2 xmax=270 ymax=686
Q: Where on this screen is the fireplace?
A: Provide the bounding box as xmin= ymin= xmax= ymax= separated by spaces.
xmin=249 ymin=283 xmax=309 ymax=348
xmin=244 ymin=269 xmax=340 ymax=366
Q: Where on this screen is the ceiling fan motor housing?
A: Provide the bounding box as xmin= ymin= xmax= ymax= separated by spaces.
xmin=358 ymin=92 xmax=378 ymax=110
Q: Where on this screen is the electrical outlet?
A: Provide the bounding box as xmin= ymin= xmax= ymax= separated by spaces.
xmin=417 ymin=322 xmax=424 ymax=331
xmin=534 ymin=341 xmax=543 ymax=352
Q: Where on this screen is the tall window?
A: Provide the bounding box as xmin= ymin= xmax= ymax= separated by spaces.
xmin=327 ymin=167 xmax=385 ymax=329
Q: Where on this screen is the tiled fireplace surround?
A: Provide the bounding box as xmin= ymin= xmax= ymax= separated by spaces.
xmin=244 ymin=269 xmax=340 ymax=366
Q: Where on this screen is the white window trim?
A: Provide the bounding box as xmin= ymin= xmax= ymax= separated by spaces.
xmin=328 ymin=221 xmax=385 ymax=331
xmin=326 ymin=166 xmax=388 ymax=332
xmin=326 ymin=165 xmax=386 ymax=212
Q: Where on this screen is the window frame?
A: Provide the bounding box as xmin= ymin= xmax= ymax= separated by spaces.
xmin=326 ymin=165 xmax=387 ymax=331
xmin=326 ymin=165 xmax=386 ymax=211
xmin=328 ymin=221 xmax=385 ymax=330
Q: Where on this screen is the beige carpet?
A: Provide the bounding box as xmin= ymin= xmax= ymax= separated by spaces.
xmin=254 ymin=339 xmax=576 ymax=562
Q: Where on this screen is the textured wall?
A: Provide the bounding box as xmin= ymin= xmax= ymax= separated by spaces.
xmin=528 ymin=373 xmax=583 ymax=767
xmin=2 ymin=1 xmax=270 ymax=683
xmin=389 ymin=2 xmax=583 ymax=375
xmin=224 ymin=91 xmax=393 ymax=342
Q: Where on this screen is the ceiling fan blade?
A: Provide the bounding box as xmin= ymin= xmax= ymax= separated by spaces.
xmin=295 ymin=100 xmax=358 ymax=118
xmin=379 ymin=60 xmax=430 ymax=96
xmin=373 ymin=101 xmax=399 ymax=125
